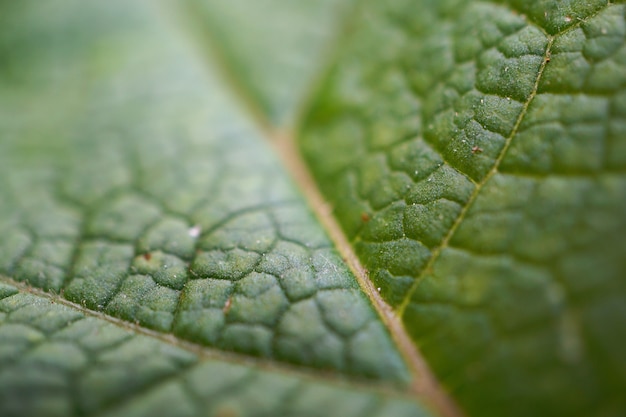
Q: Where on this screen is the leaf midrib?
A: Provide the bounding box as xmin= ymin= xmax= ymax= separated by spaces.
xmin=26 ymin=1 xmax=607 ymax=415
xmin=154 ymin=3 xmax=621 ymax=417
xmin=163 ymin=1 xmax=466 ymax=416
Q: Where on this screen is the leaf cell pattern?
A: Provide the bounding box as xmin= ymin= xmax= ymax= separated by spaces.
xmin=0 ymin=0 xmax=408 ymax=389
xmin=0 ymin=283 xmax=432 ymax=417
xmin=300 ymin=1 xmax=626 ymax=416
xmin=1 ymin=0 xmax=624 ymax=416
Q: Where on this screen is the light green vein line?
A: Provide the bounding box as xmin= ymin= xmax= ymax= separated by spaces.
xmin=397 ymin=35 xmax=556 ymax=316
xmin=396 ymin=1 xmax=609 ymax=315
xmin=0 ymin=274 xmax=420 ymax=398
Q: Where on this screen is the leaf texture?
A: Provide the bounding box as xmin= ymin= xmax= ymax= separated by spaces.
xmin=300 ymin=1 xmax=626 ymax=416
xmin=1 ymin=0 xmax=625 ymax=416
xmin=0 ymin=0 xmax=419 ymax=414
xmin=0 ymin=283 xmax=431 ymax=417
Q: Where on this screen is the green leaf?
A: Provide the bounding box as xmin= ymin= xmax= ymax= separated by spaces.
xmin=0 ymin=0 xmax=415 ymax=414
xmin=301 ymin=1 xmax=626 ymax=416
xmin=1 ymin=0 xmax=625 ymax=416
xmin=0 ymin=282 xmax=428 ymax=417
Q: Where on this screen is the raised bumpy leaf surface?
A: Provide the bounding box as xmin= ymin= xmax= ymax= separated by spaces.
xmin=0 ymin=0 xmax=424 ymax=415
xmin=2 ymin=0 xmax=625 ymax=416
xmin=301 ymin=1 xmax=626 ymax=416
xmin=0 ymin=283 xmax=429 ymax=417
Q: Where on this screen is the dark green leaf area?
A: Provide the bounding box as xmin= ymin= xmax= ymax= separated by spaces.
xmin=0 ymin=284 xmax=196 ymax=417
xmin=408 ymin=173 xmax=626 ymax=417
xmin=0 ymin=283 xmax=433 ymax=417
xmin=300 ymin=1 xmax=626 ymax=416
xmin=301 ymin=1 xmax=552 ymax=302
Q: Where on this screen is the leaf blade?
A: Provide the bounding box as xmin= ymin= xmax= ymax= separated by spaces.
xmin=0 ymin=0 xmax=410 ymax=392
xmin=0 ymin=281 xmax=434 ymax=417
xmin=299 ymin=1 xmax=626 ymax=416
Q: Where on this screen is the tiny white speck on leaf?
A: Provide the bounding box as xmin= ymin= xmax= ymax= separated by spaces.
xmin=377 ymin=287 xmax=381 ymax=292
xmin=188 ymin=225 xmax=201 ymax=238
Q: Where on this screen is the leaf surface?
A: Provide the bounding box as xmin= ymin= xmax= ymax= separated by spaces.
xmin=1 ymin=0 xmax=625 ymax=416
xmin=0 ymin=0 xmax=421 ymax=415
xmin=300 ymin=1 xmax=626 ymax=416
xmin=0 ymin=283 xmax=429 ymax=417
